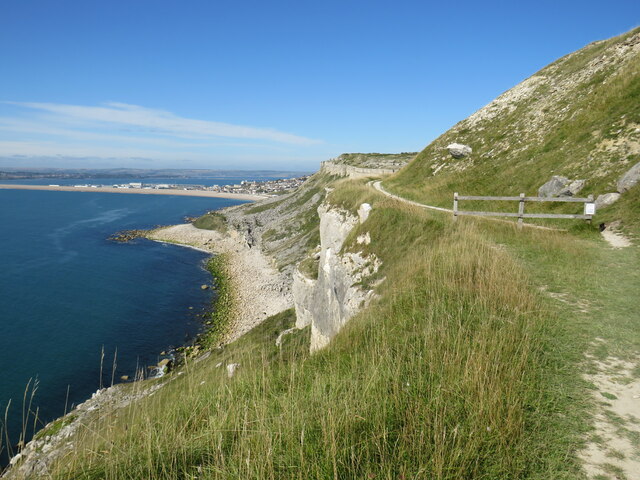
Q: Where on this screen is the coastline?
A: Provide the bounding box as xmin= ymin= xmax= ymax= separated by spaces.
xmin=1 ymin=222 xmax=293 ymax=478
xmin=151 ymin=239 xmax=212 ymax=254
xmin=147 ymin=223 xmax=292 ymax=343
xmin=0 ymin=184 xmax=267 ymax=201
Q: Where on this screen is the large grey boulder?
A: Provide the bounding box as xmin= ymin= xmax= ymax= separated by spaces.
xmin=538 ymin=176 xmax=569 ymax=197
xmin=617 ymin=161 xmax=640 ymax=193
xmin=595 ymin=193 xmax=621 ymax=209
xmin=538 ymin=176 xmax=585 ymax=197
xmin=446 ymin=143 xmax=472 ymax=159
xmin=566 ymin=179 xmax=586 ymax=196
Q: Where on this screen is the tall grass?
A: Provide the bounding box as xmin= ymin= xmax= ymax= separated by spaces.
xmin=45 ymin=204 xmax=587 ymax=479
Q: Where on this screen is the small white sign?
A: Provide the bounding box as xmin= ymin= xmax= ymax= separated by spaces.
xmin=584 ymin=203 xmax=596 ymax=215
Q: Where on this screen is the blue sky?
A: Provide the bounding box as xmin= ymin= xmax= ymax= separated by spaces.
xmin=0 ymin=1 xmax=638 ymax=172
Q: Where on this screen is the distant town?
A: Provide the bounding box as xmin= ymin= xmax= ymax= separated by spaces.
xmin=47 ymin=175 xmax=310 ymax=196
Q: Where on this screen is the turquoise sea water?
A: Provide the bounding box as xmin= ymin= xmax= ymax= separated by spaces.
xmin=0 ymin=187 xmax=248 ymax=461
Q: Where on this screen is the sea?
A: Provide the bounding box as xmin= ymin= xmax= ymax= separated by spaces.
xmin=0 ymin=174 xmax=279 ymax=463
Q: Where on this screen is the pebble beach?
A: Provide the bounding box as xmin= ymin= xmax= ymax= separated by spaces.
xmin=147 ymin=223 xmax=292 ymax=343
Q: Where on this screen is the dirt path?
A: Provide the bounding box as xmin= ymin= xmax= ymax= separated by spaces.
xmin=579 ymin=349 xmax=640 ymax=480
xmin=601 ymin=224 xmax=633 ymax=248
xmin=371 ymin=181 xmax=452 ymax=212
xmin=374 ymin=180 xmax=640 ymax=479
xmin=371 ymin=180 xmax=562 ymax=231
xmin=541 ymin=241 xmax=640 ymax=479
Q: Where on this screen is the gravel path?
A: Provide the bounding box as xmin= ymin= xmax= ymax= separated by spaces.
xmin=601 ymin=227 xmax=632 ymax=248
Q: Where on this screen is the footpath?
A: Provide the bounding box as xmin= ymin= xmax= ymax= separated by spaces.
xmin=372 ymin=178 xmax=640 ymax=480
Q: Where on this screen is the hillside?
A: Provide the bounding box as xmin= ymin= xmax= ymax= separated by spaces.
xmin=2 ymin=28 xmax=640 ymax=480
xmin=386 ymin=27 xmax=640 ymax=218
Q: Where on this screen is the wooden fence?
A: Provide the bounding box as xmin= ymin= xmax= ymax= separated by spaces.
xmin=453 ymin=193 xmax=595 ymax=228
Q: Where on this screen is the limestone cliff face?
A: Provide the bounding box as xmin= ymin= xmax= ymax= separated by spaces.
xmin=292 ymin=269 xmax=316 ymax=329
xmin=320 ymin=161 xmax=399 ymax=179
xmin=293 ymin=203 xmax=379 ymax=351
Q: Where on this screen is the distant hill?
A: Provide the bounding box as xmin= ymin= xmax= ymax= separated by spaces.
xmin=0 ymin=167 xmax=307 ymax=180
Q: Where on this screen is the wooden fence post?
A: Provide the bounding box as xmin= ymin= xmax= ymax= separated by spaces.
xmin=517 ymin=193 xmax=525 ymax=229
xmin=453 ymin=193 xmax=458 ymax=222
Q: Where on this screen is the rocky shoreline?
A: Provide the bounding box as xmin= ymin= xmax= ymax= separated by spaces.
xmin=1 ymin=217 xmax=292 ymax=479
xmin=108 ymin=229 xmax=149 ymax=242
xmin=147 ymin=223 xmax=293 ymax=343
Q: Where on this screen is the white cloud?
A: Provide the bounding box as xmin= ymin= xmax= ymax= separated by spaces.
xmin=0 ymin=117 xmax=288 ymax=150
xmin=0 ymin=140 xmax=215 ymax=160
xmin=3 ymin=101 xmax=321 ymax=145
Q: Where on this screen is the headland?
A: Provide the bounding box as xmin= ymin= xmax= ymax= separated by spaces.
xmin=0 ymin=184 xmax=267 ymax=201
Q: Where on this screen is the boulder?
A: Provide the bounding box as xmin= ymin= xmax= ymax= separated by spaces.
xmin=617 ymin=161 xmax=640 ymax=193
xmin=157 ymin=358 xmax=172 ymax=372
xmin=539 ymin=177 xmax=585 ymax=197
xmin=358 ymin=203 xmax=372 ymax=223
xmin=446 ymin=143 xmax=472 ymax=159
xmin=227 ymin=363 xmax=240 ymax=378
xmin=538 ymin=176 xmax=570 ymax=197
xmin=566 ymin=179 xmax=586 ymax=196
xmin=356 ymin=232 xmax=371 ymax=245
xmin=595 ymin=193 xmax=621 ymax=209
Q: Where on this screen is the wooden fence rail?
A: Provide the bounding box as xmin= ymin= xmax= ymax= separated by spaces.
xmin=453 ymin=192 xmax=595 ymax=228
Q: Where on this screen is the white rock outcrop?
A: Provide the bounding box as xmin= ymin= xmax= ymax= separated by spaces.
xmin=226 ymin=363 xmax=240 ymax=378
xmin=292 ymin=269 xmax=316 ymax=329
xmin=595 ymin=192 xmax=621 ymax=209
xmin=358 ymin=203 xmax=372 ymax=223
xmin=293 ymin=203 xmax=380 ymax=351
xmin=446 ymin=143 xmax=473 ymax=158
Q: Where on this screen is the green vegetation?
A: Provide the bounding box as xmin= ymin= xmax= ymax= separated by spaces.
xmin=33 ymin=415 xmax=76 ymax=441
xmin=187 ymin=255 xmax=236 ymax=351
xmin=48 ymin=194 xmax=618 ymax=479
xmin=16 ymin=26 xmax=640 ymax=480
xmin=192 ymin=212 xmax=227 ymax=232
xmin=297 ymin=255 xmax=319 ymax=279
xmin=202 ymin=255 xmax=235 ymax=346
xmin=244 ymin=197 xmax=288 ymax=214
xmin=386 ymin=27 xmax=640 ymax=212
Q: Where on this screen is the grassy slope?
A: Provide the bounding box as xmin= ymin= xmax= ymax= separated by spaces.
xmin=44 ymin=183 xmax=616 ymax=479
xmin=192 ymin=212 xmax=227 ymax=232
xmin=386 ymin=28 xmax=640 ymax=217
